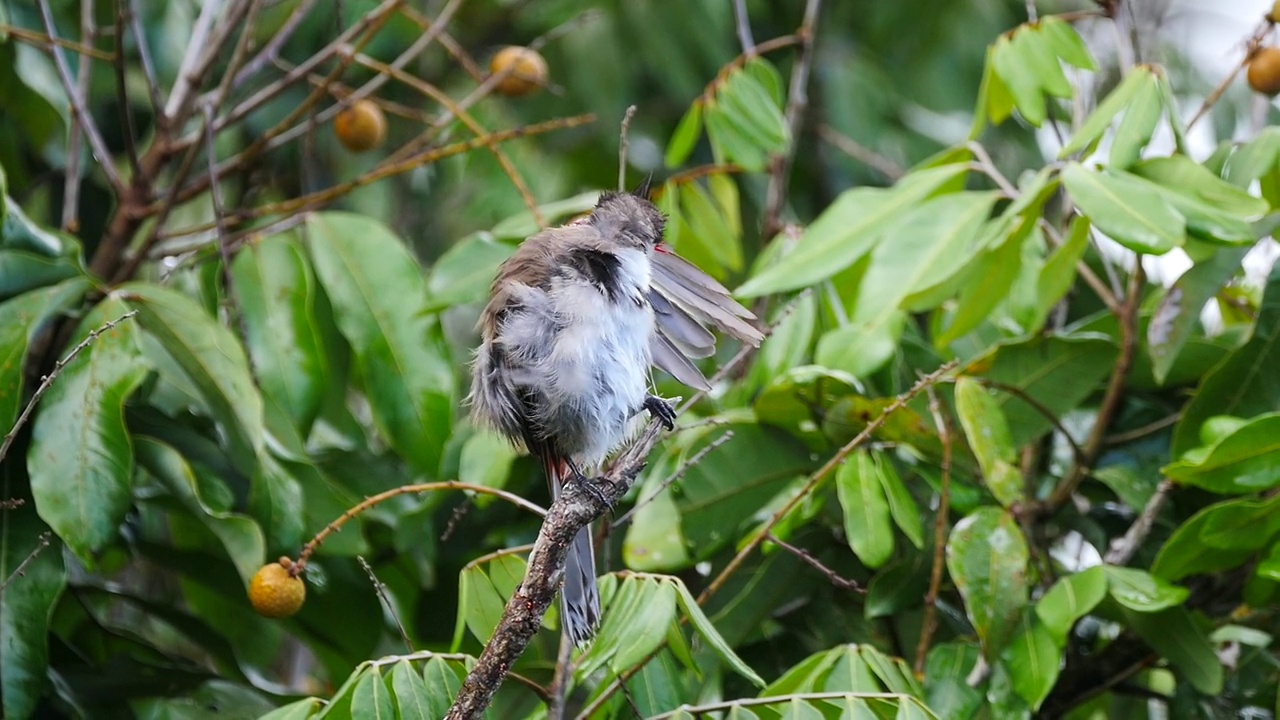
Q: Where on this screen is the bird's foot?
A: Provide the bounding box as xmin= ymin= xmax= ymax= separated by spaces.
xmin=643 ymin=395 xmax=677 ymax=431
xmin=567 ymin=463 xmax=609 ymax=507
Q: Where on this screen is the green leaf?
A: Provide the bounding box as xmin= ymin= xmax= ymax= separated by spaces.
xmin=122 ymin=283 xmax=265 ymax=472
xmin=935 ymin=214 xmax=1034 ymax=345
xmin=1148 ymin=248 xmax=1247 ymax=385
xmin=705 ymin=102 xmax=768 ymax=173
xmin=307 ymin=213 xmax=455 ymax=476
xmin=458 ymin=431 xmax=517 ymax=496
xmin=836 ymin=450 xmax=894 ymax=569
xmin=1058 ymin=67 xmax=1153 ymax=158
xmin=878 ymin=456 xmax=924 ymax=550
xmin=817 ymin=191 xmax=997 ymax=376
xmin=681 ymin=180 xmax=743 ymax=272
xmin=991 ymin=33 xmax=1046 ymax=126
xmin=737 ymin=163 xmax=969 ymax=297
xmin=349 ymin=664 xmax=395 ymax=719
xmin=261 ymin=699 xmax=322 ymax=720
xmin=424 ymin=234 xmax=516 ymax=312
xmin=1 ymin=508 xmax=66 ymax=719
xmin=1130 ymin=157 xmax=1265 ymax=246
xmin=1172 ymin=266 xmax=1280 ymax=456
xmin=924 ymin=643 xmax=983 ymax=720
xmin=488 ymin=191 xmax=601 ymax=240
xmin=1036 ymin=566 xmax=1107 ymax=643
xmin=954 ymin=377 xmax=1022 ymax=508
xmin=717 ymin=66 xmax=788 ymax=150
xmin=1039 ymin=16 xmax=1096 ymax=70
xmin=666 ymin=102 xmax=704 ymax=168
xmin=454 ymin=552 xmax=525 ymax=648
xmin=581 ymin=575 xmax=677 ymax=678
xmin=671 ymin=575 xmax=766 ymax=686
xmin=623 ymin=452 xmax=693 ymax=571
xmin=0 ymin=278 xmax=90 ymax=429
xmin=134 ymin=437 xmax=266 ymax=585
xmin=1108 ymin=73 xmax=1162 ymax=170
xmin=421 ymin=656 xmax=463 ymax=717
xmin=1002 ymin=610 xmax=1059 ymax=709
xmin=1032 ymin=214 xmax=1091 ymax=326
xmin=1152 ymin=497 xmax=1263 ymax=580
xmin=1122 ymin=607 xmax=1223 ymax=695
xmin=973 ymin=44 xmax=1016 ymax=134
xmin=1104 ymin=566 xmax=1189 ymax=612
xmin=946 ymin=506 xmax=1029 ymax=658
xmin=1163 ymin=413 xmax=1280 ymax=493
xmin=1061 ymin=163 xmax=1183 ymax=254
xmin=231 ymin=231 xmax=326 ymax=436
xmin=28 ymin=297 xmax=148 ymax=562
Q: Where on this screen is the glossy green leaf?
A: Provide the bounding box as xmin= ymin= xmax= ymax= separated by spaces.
xmin=424 ymin=234 xmax=517 ymax=312
xmin=307 ymin=212 xmax=455 ymax=476
xmin=822 ymin=647 xmax=880 ymax=692
xmin=260 ymin=699 xmax=322 ymax=719
xmin=1107 ymin=71 xmax=1162 ymax=169
xmin=1122 ymin=607 xmax=1223 ymax=695
xmin=134 ymin=438 xmax=266 ymax=585
xmin=623 ymin=452 xmax=693 ymax=571
xmin=817 ymin=191 xmax=997 ymax=376
xmin=878 ymin=456 xmax=924 ymax=550
xmin=1105 ymin=566 xmax=1189 ymax=612
xmin=0 ymin=279 xmax=90 ymax=429
xmin=421 ymin=656 xmax=464 ymax=718
xmin=0 ymin=201 xmax=83 ymax=300
xmin=1061 ymin=163 xmax=1183 ymax=254
xmin=1134 ymin=155 xmax=1268 ymax=218
xmin=581 ymin=575 xmax=676 ymax=678
xmin=1172 ymin=266 xmax=1280 ymax=456
xmin=231 ymin=231 xmax=326 ymax=436
xmin=28 ymin=297 xmax=148 ymax=562
xmin=973 ymin=44 xmax=1016 ymax=134
xmin=991 ymin=33 xmax=1046 ymax=126
xmin=666 ymin=101 xmax=704 ymax=168
xmin=1224 ymin=126 xmax=1280 ymax=187
xmin=122 ymin=283 xmax=264 ymax=472
xmin=458 ymin=431 xmax=518 ymax=494
xmin=671 ymin=575 xmax=765 ymax=686
xmin=836 ymin=450 xmax=894 ymax=569
xmin=1148 ymin=248 xmax=1247 ymax=385
xmin=954 ymin=377 xmax=1022 ymax=508
xmin=946 ymin=507 xmax=1029 ymax=658
xmin=705 ymin=102 xmax=768 ymax=172
xmin=1003 ymin=610 xmax=1059 ymax=709
xmin=737 ymin=163 xmax=968 ymax=297
xmin=349 ymin=664 xmax=394 ymax=720
xmin=717 ymin=66 xmax=788 ymax=150
xmin=935 ymin=214 xmax=1034 ymax=345
xmin=681 ymin=180 xmax=742 ymax=272
xmin=1058 ymin=67 xmax=1153 ymax=158
xmin=1 ymin=508 xmax=66 ymax=719
xmin=1152 ymin=497 xmax=1262 ymax=580
xmin=1036 ymin=565 xmax=1106 ymax=643
xmin=924 ymin=643 xmax=982 ymax=720
xmin=1164 ymin=413 xmax=1280 ymax=493
xmin=1031 ymin=214 xmax=1091 ymax=328
xmin=1039 ymin=16 xmax=1096 ymax=70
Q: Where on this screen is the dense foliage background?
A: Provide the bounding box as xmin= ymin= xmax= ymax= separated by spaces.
xmin=1 ymin=0 xmax=1278 ymax=717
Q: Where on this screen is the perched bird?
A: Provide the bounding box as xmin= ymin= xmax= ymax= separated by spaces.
xmin=468 ymin=183 xmax=764 ymax=645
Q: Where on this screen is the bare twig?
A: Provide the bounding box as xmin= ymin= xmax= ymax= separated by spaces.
xmin=444 ymin=420 xmax=669 ymax=720
xmin=915 ymin=385 xmax=953 ymax=674
xmin=765 ymin=532 xmax=863 ymax=592
xmin=698 ymin=361 xmax=959 ymax=605
xmin=732 ymin=0 xmax=755 ymax=52
xmin=973 ymin=379 xmax=1088 ymax=467
xmin=967 ymin=141 xmax=1019 ymax=198
xmin=761 ymin=0 xmax=822 ymax=240
xmin=163 ymin=0 xmax=227 ymax=124
xmin=818 ymin=124 xmax=904 ymax=181
xmin=126 ymin=0 xmax=165 ymax=121
xmin=0 ymin=533 xmax=52 ymax=594
xmin=231 ymin=0 xmax=319 ymax=87
xmin=1042 ymin=263 xmax=1145 ymax=514
xmin=0 ymin=25 xmax=113 ymax=60
xmin=61 ymin=0 xmax=97 ymax=233
xmin=1104 ymin=413 xmax=1179 ymax=446
xmin=547 ymin=632 xmax=575 ymax=720
xmin=0 ymin=311 xmax=139 ymax=465
xmin=618 ymin=105 xmax=637 ymax=192
xmin=36 ymin=0 xmax=124 ymax=193
xmin=357 ymin=556 xmax=414 ymax=652
xmin=1186 ymin=21 xmax=1269 ymax=131
xmin=112 ymin=0 xmax=142 ymax=178
xmin=203 ymin=103 xmax=249 ymax=344
xmin=1104 ymin=479 xmax=1174 ymax=565
xmin=294 ymin=481 xmax=546 ymax=574
xmin=611 ymin=431 xmax=734 ymax=528
xmin=0 ymin=498 xmax=25 ymax=510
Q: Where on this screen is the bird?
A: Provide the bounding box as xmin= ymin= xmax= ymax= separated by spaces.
xmin=468 ymin=181 xmax=764 ymax=645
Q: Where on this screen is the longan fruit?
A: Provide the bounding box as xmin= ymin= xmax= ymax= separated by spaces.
xmin=334 ymin=99 xmax=387 ymax=153
xmin=249 ymin=557 xmax=306 ymax=618
xmin=489 ymin=46 xmax=548 ymax=97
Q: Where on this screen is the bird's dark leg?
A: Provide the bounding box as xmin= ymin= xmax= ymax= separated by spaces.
xmin=642 ymin=395 xmax=677 ymax=430
xmin=565 ymin=458 xmax=609 ymax=506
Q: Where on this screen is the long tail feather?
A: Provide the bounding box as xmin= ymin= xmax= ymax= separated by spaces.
xmin=542 ymin=454 xmax=600 ymax=646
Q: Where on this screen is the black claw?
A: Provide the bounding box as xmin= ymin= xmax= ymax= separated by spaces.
xmin=570 ymin=471 xmax=609 ymax=507
xmin=643 ymin=395 xmax=677 ymax=431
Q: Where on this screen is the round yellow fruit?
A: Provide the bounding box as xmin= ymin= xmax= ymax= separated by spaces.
xmin=333 ymin=99 xmax=387 ymax=153
xmin=249 ymin=558 xmax=306 ymax=618
xmin=1248 ymin=47 xmax=1280 ymax=95
xmin=489 ymin=46 xmax=548 ymax=97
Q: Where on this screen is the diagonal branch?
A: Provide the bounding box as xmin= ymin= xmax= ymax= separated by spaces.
xmin=761 ymin=0 xmax=822 ymax=240
xmin=444 ymin=421 xmax=667 ymax=720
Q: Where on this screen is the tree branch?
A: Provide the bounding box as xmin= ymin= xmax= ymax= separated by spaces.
xmin=443 ymin=421 xmax=667 ymax=720
xmin=915 ymin=385 xmax=953 ymax=674
xmin=761 ymin=0 xmax=822 ymax=240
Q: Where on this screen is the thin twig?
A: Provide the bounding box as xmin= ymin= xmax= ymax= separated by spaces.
xmin=357 ymin=556 xmax=415 ymax=652
xmin=973 ymin=378 xmax=1088 ymax=467
xmin=366 ymin=650 xmax=550 ymax=700
xmin=231 ymin=0 xmax=319 ymax=87
xmin=761 ymin=0 xmax=822 ymax=240
xmin=125 ymin=0 xmax=165 ymax=121
xmin=818 ymin=124 xmax=904 ymax=181
xmin=1104 ymin=479 xmax=1174 ymax=565
xmin=611 ymin=431 xmax=734 ymax=529
xmin=967 ymin=140 xmax=1018 ymax=197
xmin=1042 ymin=262 xmax=1144 ymax=514
xmin=163 ymin=0 xmax=226 ymax=124
xmin=293 ymin=481 xmax=546 ymax=574
xmin=0 ymin=533 xmax=52 ymax=593
xmin=0 ymin=311 xmax=138 ymax=465
xmin=112 ymin=0 xmax=142 ymax=178
xmin=61 ymin=0 xmax=97 ymax=233
xmin=765 ymin=532 xmax=863 ymax=593
xmin=0 ymin=498 xmax=25 ymax=510
xmin=915 ymin=385 xmax=953 ymax=675
xmin=0 ymin=25 xmax=114 ymax=60
xmin=698 ymin=361 xmax=959 ymax=604
xmin=732 ymin=0 xmax=755 ymax=52
xmin=397 ymin=5 xmax=486 ymax=82
xmin=36 ymin=0 xmax=124 ymax=193
xmin=546 ymin=632 xmax=575 ymax=720
xmin=203 ymin=102 xmax=249 ymax=345
xmin=1186 ymin=20 xmax=1269 ymax=131
xmin=1104 ymin=413 xmax=1179 ymax=446
xmin=618 ymin=105 xmax=637 ymax=192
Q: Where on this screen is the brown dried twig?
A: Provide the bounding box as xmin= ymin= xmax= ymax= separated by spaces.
xmin=914 ymin=386 xmax=953 ymax=674
xmin=762 ymin=0 xmax=823 ymax=240
xmin=765 ymin=532 xmax=863 ymax=593
xmin=357 ymin=556 xmax=415 ymax=653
